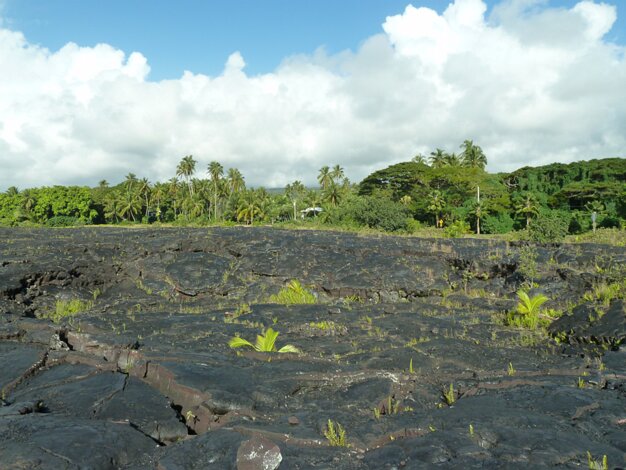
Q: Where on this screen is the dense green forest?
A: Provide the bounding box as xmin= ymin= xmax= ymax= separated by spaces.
xmin=1 ymin=141 xmax=624 ymax=242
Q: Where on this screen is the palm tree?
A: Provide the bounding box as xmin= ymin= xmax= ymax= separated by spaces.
xmin=400 ymin=195 xmax=412 ymax=206
xmin=226 ymin=168 xmax=245 ymax=195
xmin=412 ymin=154 xmax=427 ymax=165
xmin=151 ymin=182 xmax=167 ymax=221
xmin=5 ymin=186 xmax=19 ymax=196
xmin=444 ymin=152 xmax=461 ymax=167
xmin=119 ymin=189 xmax=141 ymax=222
xmin=285 ymin=180 xmax=306 ymax=220
xmin=207 ymin=161 xmax=224 ymax=221
xmin=427 ymin=190 xmax=446 ymax=227
xmin=318 ymin=166 xmax=332 ymax=190
xmin=322 ymin=180 xmax=343 ymax=207
xmin=124 ymin=173 xmax=138 ymax=194
xmin=138 ymin=178 xmax=151 ymax=217
xmin=429 ymin=149 xmax=447 ymax=168
xmin=331 ymin=164 xmax=345 ymax=181
xmin=176 ymin=155 xmax=196 ymax=197
xmin=460 ymin=140 xmax=487 ymax=169
xmin=237 ymin=190 xmax=262 ymax=225
xmin=167 ymin=177 xmax=180 ymax=219
xmin=515 ymin=192 xmax=540 ymax=228
xmin=98 ymin=180 xmax=109 ymax=189
xmin=103 ymin=192 xmax=123 ymax=223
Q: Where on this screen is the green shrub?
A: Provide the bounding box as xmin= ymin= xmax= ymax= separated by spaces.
xmin=268 ymin=280 xmax=316 ymax=305
xmin=482 ymin=213 xmax=514 ymax=234
xmin=46 ymin=216 xmax=81 ymax=227
xmin=444 ymin=220 xmax=470 ymax=238
xmin=526 ymin=210 xmax=569 ymax=242
xmin=325 ymin=195 xmax=410 ymax=232
xmin=405 ymin=218 xmax=422 ymax=234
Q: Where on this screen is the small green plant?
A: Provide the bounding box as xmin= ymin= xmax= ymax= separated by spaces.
xmin=469 ymin=424 xmax=474 ymax=437
xmin=507 ymin=362 xmax=516 ymax=376
xmin=228 ymin=328 xmax=300 ymax=353
xmin=409 ymin=357 xmax=415 ymax=374
xmin=517 ymin=245 xmax=538 ymax=288
xmin=507 ymin=290 xmax=549 ymax=329
xmin=46 ymin=299 xmax=93 ymax=323
xmin=577 ymin=377 xmax=586 ymax=389
xmin=268 ymin=280 xmax=316 ymax=305
xmin=587 ymin=451 xmax=608 ymax=470
xmin=442 ymin=383 xmax=456 ymax=406
xmin=324 ymin=419 xmax=348 ymax=447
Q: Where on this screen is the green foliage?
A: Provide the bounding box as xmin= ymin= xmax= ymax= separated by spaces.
xmin=444 ymin=220 xmax=470 ymax=238
xmin=507 ymin=362 xmax=516 ymax=376
xmin=45 ymin=216 xmax=82 ymax=227
xmin=442 ymin=383 xmax=456 ymax=406
xmin=228 ymin=327 xmax=300 ymax=353
xmin=324 ymin=419 xmax=348 ymax=447
xmin=325 ymin=195 xmax=410 ymax=232
xmin=517 ymin=245 xmax=539 ymax=287
xmin=587 ymin=451 xmax=608 ymax=470
xmin=46 ymin=299 xmax=94 ymax=323
xmin=507 ymin=290 xmax=549 ymax=329
xmin=582 ymin=280 xmax=626 ymax=306
xmin=482 ymin=213 xmax=514 ymax=234
xmin=525 ymin=210 xmax=569 ymax=242
xmin=268 ymin=280 xmax=316 ymax=305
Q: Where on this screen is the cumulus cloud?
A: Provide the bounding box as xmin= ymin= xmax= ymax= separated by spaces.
xmin=0 ymin=0 xmax=625 ymax=190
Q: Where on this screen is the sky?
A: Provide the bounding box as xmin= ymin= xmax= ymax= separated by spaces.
xmin=0 ymin=0 xmax=625 ymax=190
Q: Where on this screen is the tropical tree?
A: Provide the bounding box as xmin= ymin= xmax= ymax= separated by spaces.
xmin=176 ymin=155 xmax=197 ymax=197
xmin=318 ymin=166 xmax=333 ymax=190
xmin=429 ymin=149 xmax=447 ymax=169
xmin=322 ymin=180 xmax=343 ymax=207
xmin=119 ymin=189 xmax=141 ymax=222
xmin=285 ymin=180 xmax=306 ymax=220
xmin=167 ymin=177 xmax=181 ymax=219
xmin=237 ymin=190 xmax=262 ymax=225
xmin=331 ymin=164 xmax=345 ymax=181
xmin=103 ymin=192 xmax=123 ymax=223
xmin=444 ymin=153 xmax=462 ymax=167
xmin=207 ymin=161 xmax=224 ymax=221
xmin=460 ymin=140 xmax=487 ymax=169
xmin=514 ymin=192 xmax=540 ymax=228
xmin=5 ymin=186 xmax=19 ymax=196
xmin=412 ymin=154 xmax=427 ymax=165
xmin=427 ymin=190 xmax=446 ymax=227
xmin=123 ymin=173 xmax=138 ymax=194
xmin=138 ymin=177 xmax=151 ymax=217
xmin=226 ymin=168 xmax=245 ymax=195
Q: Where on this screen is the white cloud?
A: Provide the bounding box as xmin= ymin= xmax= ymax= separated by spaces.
xmin=0 ymin=0 xmax=625 ymax=190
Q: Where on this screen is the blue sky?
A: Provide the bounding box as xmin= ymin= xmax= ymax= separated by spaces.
xmin=1 ymin=0 xmax=625 ymax=189
xmin=4 ymin=0 xmax=625 ymax=80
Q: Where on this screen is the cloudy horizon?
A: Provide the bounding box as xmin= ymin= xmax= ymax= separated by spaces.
xmin=1 ymin=0 xmax=625 ymax=191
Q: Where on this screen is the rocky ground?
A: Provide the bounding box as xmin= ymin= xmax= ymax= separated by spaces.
xmin=0 ymin=227 xmax=624 ymax=469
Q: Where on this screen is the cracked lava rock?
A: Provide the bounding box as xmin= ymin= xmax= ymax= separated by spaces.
xmin=0 ymin=227 xmax=625 ymax=469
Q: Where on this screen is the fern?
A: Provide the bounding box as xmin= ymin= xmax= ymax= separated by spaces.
xmin=324 ymin=419 xmax=348 ymax=447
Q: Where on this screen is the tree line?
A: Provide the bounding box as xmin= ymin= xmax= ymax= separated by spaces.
xmin=1 ymin=142 xmax=624 ymax=238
